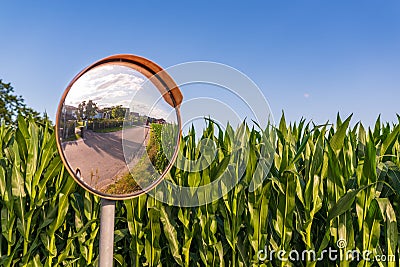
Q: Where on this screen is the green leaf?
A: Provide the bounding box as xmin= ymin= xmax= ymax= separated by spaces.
xmin=381 ymin=125 xmax=399 ymax=157
xmin=330 ymin=114 xmax=352 ymax=152
xmin=328 ymin=184 xmax=372 ymax=221
xmin=159 ymin=206 xmax=183 ymax=266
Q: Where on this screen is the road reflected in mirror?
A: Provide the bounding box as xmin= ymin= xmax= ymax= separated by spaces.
xmin=58 ymin=64 xmax=180 ymax=197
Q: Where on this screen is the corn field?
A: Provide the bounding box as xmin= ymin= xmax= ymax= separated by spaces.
xmin=0 ymin=114 xmax=399 ymax=266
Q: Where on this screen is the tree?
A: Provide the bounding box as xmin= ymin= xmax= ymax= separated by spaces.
xmin=75 ymin=101 xmax=86 ymax=121
xmin=74 ymin=100 xmax=99 ymax=120
xmin=85 ymin=100 xmax=98 ymax=119
xmin=0 ymin=79 xmax=43 ymax=124
xmin=111 ymin=105 xmax=126 ymax=119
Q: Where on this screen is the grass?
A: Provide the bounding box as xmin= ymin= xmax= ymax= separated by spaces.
xmin=104 ymin=155 xmax=153 ymax=194
xmin=93 ymin=126 xmax=123 ymax=133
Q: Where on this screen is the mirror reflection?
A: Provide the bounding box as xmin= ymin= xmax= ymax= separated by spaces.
xmin=58 ymin=64 xmax=180 ymax=196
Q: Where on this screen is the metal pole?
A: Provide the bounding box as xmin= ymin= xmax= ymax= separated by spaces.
xmin=99 ymin=198 xmax=116 ymax=267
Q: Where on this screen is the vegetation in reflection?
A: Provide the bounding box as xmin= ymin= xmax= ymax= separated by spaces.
xmin=104 ymin=123 xmax=170 ymax=194
xmin=60 ymin=98 xmax=173 ymax=194
xmin=60 ymin=99 xmax=148 ymax=142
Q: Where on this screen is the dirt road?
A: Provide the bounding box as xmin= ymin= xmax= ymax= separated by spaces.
xmin=62 ymin=126 xmax=149 ymax=191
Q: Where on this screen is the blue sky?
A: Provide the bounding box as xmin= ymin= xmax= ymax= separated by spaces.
xmin=1 ymin=1 xmax=399 ymax=127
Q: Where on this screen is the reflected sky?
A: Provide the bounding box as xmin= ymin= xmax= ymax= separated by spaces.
xmin=66 ymin=65 xmax=144 ymax=108
xmin=65 ymin=65 xmax=174 ymax=121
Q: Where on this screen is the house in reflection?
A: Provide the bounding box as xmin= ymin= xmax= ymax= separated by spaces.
xmin=155 ymin=118 xmax=166 ymax=124
xmin=130 ymin=112 xmax=139 ymax=118
xmin=93 ymin=110 xmax=111 ymax=119
xmin=146 ymin=117 xmax=166 ymax=125
xmin=62 ymin=105 xmax=78 ymax=120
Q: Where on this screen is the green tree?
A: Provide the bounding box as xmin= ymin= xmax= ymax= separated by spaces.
xmin=111 ymin=105 xmax=126 ymax=119
xmin=75 ymin=101 xmax=86 ymax=121
xmin=74 ymin=100 xmax=98 ymax=120
xmin=0 ymin=79 xmax=43 ymax=124
xmin=85 ymin=100 xmax=98 ymax=119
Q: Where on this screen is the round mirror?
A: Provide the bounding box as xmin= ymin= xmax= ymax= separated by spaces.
xmin=56 ymin=55 xmax=182 ymax=200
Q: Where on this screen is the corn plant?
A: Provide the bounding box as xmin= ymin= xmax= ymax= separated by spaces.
xmin=0 ymin=116 xmax=99 ymax=266
xmin=0 ymin=113 xmax=399 ymax=266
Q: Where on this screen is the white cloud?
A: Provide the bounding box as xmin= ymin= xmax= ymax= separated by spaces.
xmin=65 ymin=65 xmax=145 ymax=108
xmin=64 ymin=64 xmax=177 ymax=122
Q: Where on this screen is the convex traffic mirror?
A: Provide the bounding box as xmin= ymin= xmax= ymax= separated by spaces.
xmin=56 ymin=55 xmax=182 ymax=200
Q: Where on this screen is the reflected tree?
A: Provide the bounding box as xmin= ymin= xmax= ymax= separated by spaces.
xmin=111 ymin=105 xmax=126 ymax=119
xmin=74 ymin=100 xmax=98 ymax=121
xmin=76 ymin=101 xmax=86 ymax=121
xmin=85 ymin=100 xmax=98 ymax=119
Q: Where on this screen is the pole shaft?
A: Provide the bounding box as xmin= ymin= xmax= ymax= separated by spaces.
xmin=99 ymin=198 xmax=116 ymax=267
